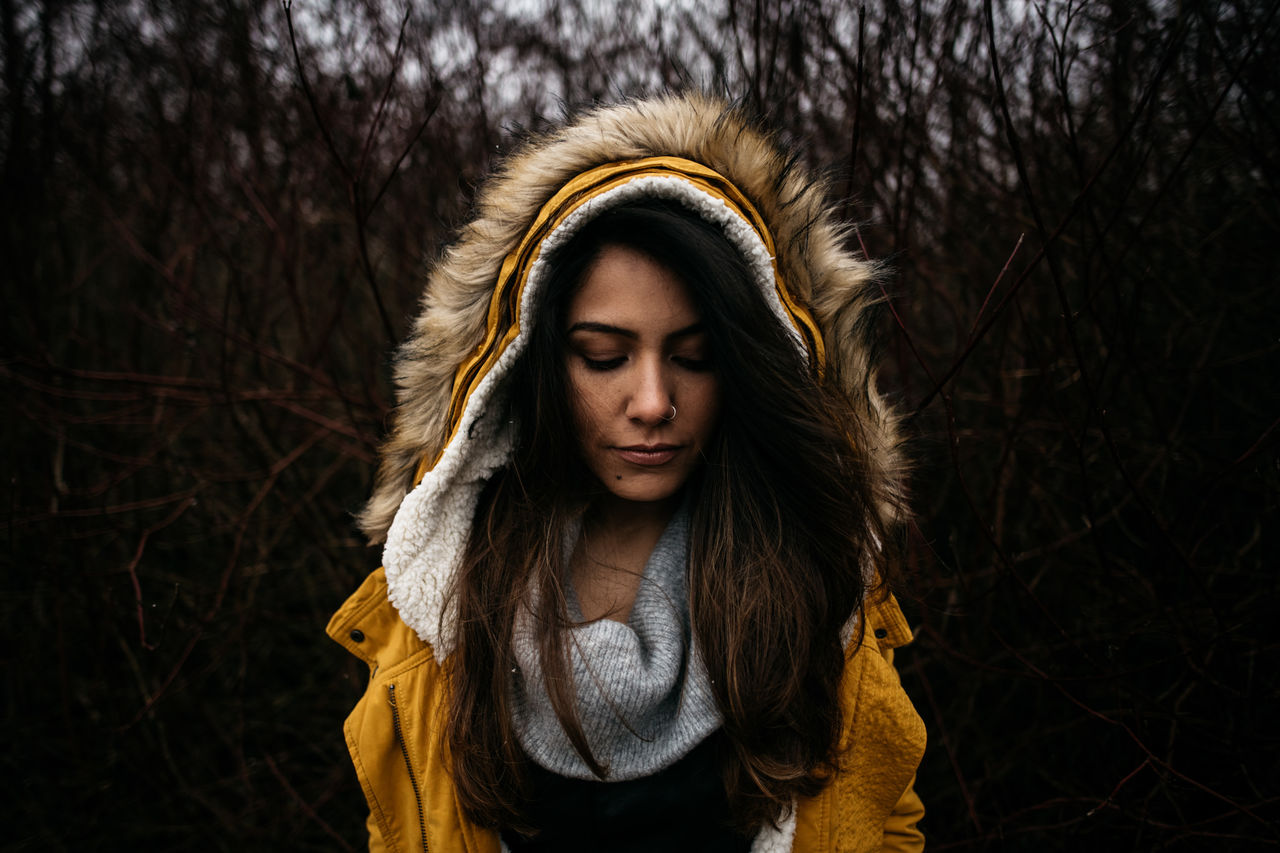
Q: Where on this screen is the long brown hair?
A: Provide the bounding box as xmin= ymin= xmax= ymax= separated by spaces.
xmin=445 ymin=200 xmax=897 ymax=834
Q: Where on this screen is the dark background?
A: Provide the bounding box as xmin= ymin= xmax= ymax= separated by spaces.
xmin=3 ymin=0 xmax=1277 ymax=849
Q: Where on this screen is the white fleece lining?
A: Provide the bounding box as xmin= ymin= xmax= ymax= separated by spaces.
xmin=382 ymin=175 xmax=809 ymax=661
xmin=751 ymin=807 xmax=798 ymax=852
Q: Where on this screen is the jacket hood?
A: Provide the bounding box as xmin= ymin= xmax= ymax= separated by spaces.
xmin=364 ymin=93 xmax=906 ymax=656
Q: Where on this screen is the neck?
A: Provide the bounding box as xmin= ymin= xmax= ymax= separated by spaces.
xmin=585 ymin=491 xmax=681 ymax=543
xmin=572 ymin=491 xmax=682 ymax=623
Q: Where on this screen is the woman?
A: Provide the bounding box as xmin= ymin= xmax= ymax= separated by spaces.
xmin=328 ymin=93 xmax=926 ymax=852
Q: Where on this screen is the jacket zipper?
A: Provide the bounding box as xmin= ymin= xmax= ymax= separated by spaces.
xmin=387 ymin=683 xmax=429 ymax=852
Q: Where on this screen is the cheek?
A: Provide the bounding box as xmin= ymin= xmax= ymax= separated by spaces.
xmin=691 ymin=381 xmax=722 ymax=440
xmin=567 ymin=372 xmax=611 ymax=442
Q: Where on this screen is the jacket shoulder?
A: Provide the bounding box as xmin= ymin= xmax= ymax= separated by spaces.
xmin=865 ymin=589 xmax=914 ymax=655
xmin=326 ymin=567 xmax=430 ymax=670
xmin=794 ymin=590 xmax=925 ymax=850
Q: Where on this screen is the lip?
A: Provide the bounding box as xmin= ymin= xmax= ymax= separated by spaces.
xmin=614 ymin=444 xmax=682 ymax=466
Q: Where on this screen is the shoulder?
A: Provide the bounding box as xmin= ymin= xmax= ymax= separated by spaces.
xmin=791 ymin=591 xmax=925 ymax=850
xmin=845 ymin=588 xmax=925 ymax=764
xmin=326 ymin=567 xmax=433 ymax=672
xmin=840 ymin=590 xmax=920 ymax=735
xmin=863 ymin=589 xmax=915 ymax=659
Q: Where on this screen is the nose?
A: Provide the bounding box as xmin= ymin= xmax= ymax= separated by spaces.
xmin=625 ymin=357 xmax=674 ymax=425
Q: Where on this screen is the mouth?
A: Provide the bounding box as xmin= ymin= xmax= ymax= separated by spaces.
xmin=614 ymin=444 xmax=682 ymax=466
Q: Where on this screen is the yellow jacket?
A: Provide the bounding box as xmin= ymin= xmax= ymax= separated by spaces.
xmin=328 ymin=567 xmax=926 ymax=852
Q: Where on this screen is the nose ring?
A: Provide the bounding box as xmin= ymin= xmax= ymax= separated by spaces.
xmin=662 ymin=404 xmax=677 ymax=423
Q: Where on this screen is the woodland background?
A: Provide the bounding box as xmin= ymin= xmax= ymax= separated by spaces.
xmin=3 ymin=0 xmax=1277 ymax=849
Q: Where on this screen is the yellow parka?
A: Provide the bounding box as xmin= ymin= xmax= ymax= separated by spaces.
xmin=329 ymin=569 xmax=926 ymax=852
xmin=334 ymin=93 xmax=927 ymax=851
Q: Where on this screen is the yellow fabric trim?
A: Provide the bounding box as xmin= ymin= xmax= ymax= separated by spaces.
xmin=413 ymin=156 xmax=826 ymax=486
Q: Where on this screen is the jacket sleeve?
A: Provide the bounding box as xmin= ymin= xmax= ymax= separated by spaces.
xmin=366 ymin=809 xmax=388 ymax=853
xmin=881 ymin=775 xmax=925 ymax=852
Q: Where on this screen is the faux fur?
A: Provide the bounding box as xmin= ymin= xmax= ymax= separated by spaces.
xmin=360 ymin=92 xmax=905 ymax=547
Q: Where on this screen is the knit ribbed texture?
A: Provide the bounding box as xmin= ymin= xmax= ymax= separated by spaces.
xmin=510 ymin=508 xmax=722 ymax=781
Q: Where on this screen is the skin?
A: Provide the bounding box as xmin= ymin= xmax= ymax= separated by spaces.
xmin=563 ymin=245 xmax=721 ymax=622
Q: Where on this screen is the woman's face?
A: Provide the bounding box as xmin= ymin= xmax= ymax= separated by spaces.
xmin=564 ymin=245 xmax=721 ymax=507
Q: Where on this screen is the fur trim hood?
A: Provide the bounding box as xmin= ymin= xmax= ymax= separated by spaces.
xmin=363 ymin=93 xmax=906 ymax=656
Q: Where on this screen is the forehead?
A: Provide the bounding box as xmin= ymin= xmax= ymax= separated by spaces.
xmin=567 ymin=245 xmax=699 ymax=326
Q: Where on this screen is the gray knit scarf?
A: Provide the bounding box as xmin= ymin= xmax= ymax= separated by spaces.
xmin=510 ymin=507 xmax=722 ymax=781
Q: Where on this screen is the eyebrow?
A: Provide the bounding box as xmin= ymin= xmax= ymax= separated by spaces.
xmin=566 ymin=321 xmax=706 ymax=341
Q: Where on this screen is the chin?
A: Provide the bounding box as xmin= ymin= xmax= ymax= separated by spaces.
xmin=598 ymin=472 xmax=688 ymax=505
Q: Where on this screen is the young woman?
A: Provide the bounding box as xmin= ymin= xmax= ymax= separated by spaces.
xmin=328 ymin=93 xmax=926 ymax=852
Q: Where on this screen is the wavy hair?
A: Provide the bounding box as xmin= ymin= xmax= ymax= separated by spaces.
xmin=445 ymin=200 xmax=897 ymax=835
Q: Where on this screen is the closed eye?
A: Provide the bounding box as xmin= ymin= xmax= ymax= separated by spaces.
xmin=673 ymin=355 xmax=713 ymax=371
xmin=580 ymin=355 xmax=627 ymax=372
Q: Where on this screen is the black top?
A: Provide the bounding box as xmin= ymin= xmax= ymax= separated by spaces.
xmin=501 ymin=732 xmax=753 ymax=853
